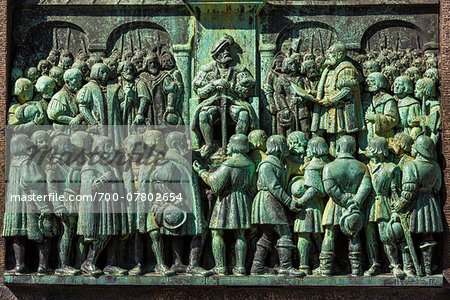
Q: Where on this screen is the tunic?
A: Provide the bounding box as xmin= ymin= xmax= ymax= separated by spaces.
xmin=3 ymin=155 xmax=51 ymax=242
xmin=118 ymin=77 xmax=150 ymax=134
xmin=252 ymin=155 xmax=292 ymax=225
xmin=77 ymin=80 xmax=123 ymax=147
xmin=312 ymin=60 xmax=364 ymax=134
xmin=274 ymin=74 xmax=310 ymax=135
xmin=401 ymin=159 xmax=443 ymax=233
xmin=46 ymin=160 xmax=78 ymax=215
xmin=207 ymin=154 xmax=255 ymax=230
xmin=140 ymin=71 xmax=177 ymax=125
xmin=366 ymin=91 xmax=399 ymax=140
xmin=322 ymin=154 xmax=372 ymax=227
xmin=396 ymin=95 xmax=421 ymax=136
xmin=47 ymin=85 xmax=81 ymax=125
xmin=151 ymin=149 xmax=206 ymax=236
xmin=365 ymin=162 xmax=400 ymax=224
xmin=79 ymin=161 xmax=127 ymax=239
xmin=293 ymin=157 xmax=326 ymax=233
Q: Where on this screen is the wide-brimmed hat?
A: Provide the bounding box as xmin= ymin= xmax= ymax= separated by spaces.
xmin=39 ymin=214 xmax=60 ymax=238
xmin=386 ymin=216 xmax=404 ymax=243
xmin=163 ymin=111 xmax=179 ymax=125
xmin=162 ymin=205 xmax=187 ymax=230
xmin=340 ymin=205 xmax=363 ymax=237
xmin=211 ymin=35 xmax=235 ymax=57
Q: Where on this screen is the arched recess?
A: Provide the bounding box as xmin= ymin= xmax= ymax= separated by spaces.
xmin=275 ymin=21 xmax=338 ymax=56
xmin=106 ymin=22 xmax=173 ymax=57
xmin=361 ymin=20 xmax=425 ymax=52
xmin=21 ymin=21 xmax=87 ymax=60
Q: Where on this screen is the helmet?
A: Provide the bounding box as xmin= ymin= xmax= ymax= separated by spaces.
xmin=413 ymin=135 xmax=435 ymax=159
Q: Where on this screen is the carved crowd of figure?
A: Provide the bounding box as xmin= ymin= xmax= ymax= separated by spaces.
xmin=4 ymin=34 xmax=443 ymax=279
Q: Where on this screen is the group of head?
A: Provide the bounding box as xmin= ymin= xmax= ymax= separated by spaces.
xmin=12 ymin=47 xmax=179 ymax=101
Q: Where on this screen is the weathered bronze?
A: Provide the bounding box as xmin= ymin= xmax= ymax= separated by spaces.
xmin=2 ymin=0 xmax=444 ymax=288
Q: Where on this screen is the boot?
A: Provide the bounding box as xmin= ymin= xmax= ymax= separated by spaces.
xmin=37 ymin=239 xmax=52 ymax=275
xmin=80 ymin=240 xmax=106 ymax=277
xmin=234 ymin=232 xmax=247 ymax=276
xmin=313 ymin=251 xmax=334 ymax=276
xmin=384 ymin=244 xmax=405 ymax=279
xmin=186 ymin=265 xmax=213 ymax=277
xmin=103 ymin=265 xmax=128 ymax=276
xmin=401 ymin=245 xmax=415 ymax=276
xmin=250 ymin=238 xmax=271 ymax=275
xmin=55 ymin=265 xmax=81 ymax=276
xmin=129 ymin=263 xmax=143 ymax=276
xmin=298 ymin=234 xmax=312 ymax=275
xmin=420 ymin=245 xmax=433 ymax=276
xmin=232 ymin=266 xmax=246 ymax=276
xmin=154 ymin=264 xmax=176 ymax=277
xmin=364 ymin=263 xmax=381 ymax=277
xmin=150 ymin=231 xmax=175 ymax=277
xmin=349 ymin=251 xmax=363 ymax=276
xmin=187 ymin=237 xmax=213 ymax=277
xmin=391 ymin=264 xmax=406 ymax=279
xmin=276 ymin=243 xmax=305 ymax=277
xmin=12 ymin=237 xmax=27 ymax=274
xmin=364 ymin=242 xmax=381 ymax=276
xmin=211 ymin=266 xmax=227 ymax=276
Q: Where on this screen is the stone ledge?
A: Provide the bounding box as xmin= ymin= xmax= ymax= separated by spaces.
xmin=15 ymin=0 xmax=439 ymax=6
xmin=3 ymin=274 xmax=444 ymax=287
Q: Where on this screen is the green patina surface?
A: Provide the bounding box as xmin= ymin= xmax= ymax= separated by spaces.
xmin=2 ymin=0 xmax=443 ymax=287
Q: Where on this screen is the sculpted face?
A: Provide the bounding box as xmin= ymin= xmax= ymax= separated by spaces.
xmin=147 ymin=59 xmax=160 ymax=75
xmin=122 ymin=64 xmax=136 ymax=81
xmin=101 ymin=140 xmax=116 ymax=162
xmin=40 ymin=62 xmax=51 ymax=75
xmin=59 ymin=57 xmax=73 ymax=70
xmin=365 ymin=74 xmax=380 ymax=93
xmin=173 ymin=138 xmax=189 ymax=157
xmin=324 ymin=46 xmax=341 ymax=67
xmin=274 ymin=56 xmax=284 ymax=72
xmin=132 ymin=57 xmax=144 ymax=72
xmin=98 ymin=66 xmax=110 ymax=84
xmin=107 ymin=61 xmax=118 ymax=78
xmin=15 ymin=79 xmax=34 ymax=103
xmin=161 ymin=54 xmax=174 ymax=71
xmin=393 ymin=77 xmax=407 ymax=96
xmin=288 ymin=137 xmax=307 ymax=156
xmin=414 ymin=85 xmax=424 ymax=99
xmin=215 ymin=44 xmax=232 ymax=65
xmin=303 ymin=60 xmax=319 ymax=78
xmin=126 ymin=141 xmax=145 ymax=162
xmin=65 ymin=71 xmax=83 ymax=92
xmin=47 ymin=55 xmax=59 ymax=66
xmin=35 ymin=136 xmax=50 ymax=152
xmin=26 ymin=67 xmax=40 ymax=84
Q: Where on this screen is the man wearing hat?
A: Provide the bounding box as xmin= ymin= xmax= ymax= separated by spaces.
xmin=392 ymin=135 xmax=443 ymax=276
xmin=139 ymin=53 xmax=177 ymax=126
xmin=363 ymin=137 xmax=406 ymax=279
xmin=294 ymin=42 xmax=365 ymax=156
xmin=151 ymin=132 xmax=211 ymax=277
xmin=192 ymin=35 xmax=257 ymax=157
xmin=317 ymin=135 xmax=371 ymax=276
